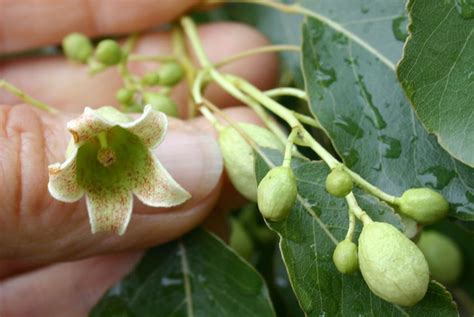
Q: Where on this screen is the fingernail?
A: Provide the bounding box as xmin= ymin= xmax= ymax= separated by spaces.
xmin=154 ymin=129 xmax=223 ymax=202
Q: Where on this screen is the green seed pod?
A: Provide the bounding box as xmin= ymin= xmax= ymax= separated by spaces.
xmin=325 ymin=168 xmax=353 ymax=197
xmin=143 ymin=92 xmax=178 ymax=117
xmin=142 ymin=71 xmax=161 ymax=86
xmin=95 ymin=39 xmax=122 ymax=65
xmin=257 ymin=166 xmax=297 ymax=221
xmin=218 ymin=123 xmax=283 ymax=201
xmin=398 ymin=188 xmax=449 ymax=224
xmin=116 ymin=88 xmax=135 ymax=105
xmin=158 ymin=62 xmax=184 ymax=86
xmin=62 ymin=32 xmax=93 ymax=63
xmin=358 ymin=222 xmax=429 ymax=306
xmin=417 ymin=231 xmax=463 ymax=285
xmin=229 ymin=218 xmax=254 ymax=260
xmin=333 ymin=239 xmax=359 ymax=274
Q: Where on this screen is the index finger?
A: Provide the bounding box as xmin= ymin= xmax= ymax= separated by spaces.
xmin=0 ymin=0 xmax=200 ymax=53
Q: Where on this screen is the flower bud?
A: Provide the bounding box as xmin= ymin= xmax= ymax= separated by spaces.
xmin=229 ymin=218 xmax=254 ymax=260
xmin=142 ymin=71 xmax=161 ymax=86
xmin=218 ymin=123 xmax=283 ymax=201
xmin=116 ymin=88 xmax=135 ymax=105
xmin=417 ymin=231 xmax=463 ymax=285
xmin=143 ymin=92 xmax=178 ymax=117
xmin=95 ymin=39 xmax=122 ymax=65
xmin=358 ymin=222 xmax=429 ymax=306
xmin=62 ymin=32 xmax=93 ymax=63
xmin=398 ymin=188 xmax=449 ymax=224
xmin=257 ymin=166 xmax=297 ymax=221
xmin=325 ymin=168 xmax=353 ymax=197
xmin=333 ymin=240 xmax=359 ymax=274
xmin=158 ymin=62 xmax=184 ymax=86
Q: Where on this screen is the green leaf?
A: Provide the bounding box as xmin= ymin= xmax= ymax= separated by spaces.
xmin=195 ymin=0 xmax=407 ymax=86
xmin=397 ymin=0 xmax=474 ymax=166
xmin=302 ymin=17 xmax=474 ymax=220
xmin=90 ymin=229 xmax=275 ymax=317
xmin=255 ymin=149 xmax=458 ymax=316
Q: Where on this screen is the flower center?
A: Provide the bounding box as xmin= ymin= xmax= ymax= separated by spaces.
xmin=97 ymin=148 xmax=116 ymax=166
xmin=96 ymin=131 xmax=117 ymax=167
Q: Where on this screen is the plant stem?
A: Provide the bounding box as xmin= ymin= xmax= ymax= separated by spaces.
xmin=342 ymin=167 xmax=397 ymax=205
xmin=129 ymin=54 xmax=176 ymax=62
xmin=0 ymin=80 xmax=58 ymax=113
xmin=213 ymin=44 xmax=300 ymax=68
xmin=345 ymin=193 xmax=373 ymax=225
xmin=199 ymin=104 xmax=224 ymax=131
xmin=345 ymin=208 xmax=356 ymax=241
xmin=292 ymin=112 xmax=321 ymax=128
xmin=264 ymin=87 xmax=307 ymax=101
xmin=172 ymin=26 xmax=199 ymax=119
xmin=283 ymin=129 xmax=297 ymax=168
xmin=181 ymin=17 xmax=212 ymax=67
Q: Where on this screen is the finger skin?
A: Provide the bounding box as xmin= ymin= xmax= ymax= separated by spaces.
xmin=0 ymin=22 xmax=279 ymax=116
xmin=0 ymin=0 xmax=200 ymax=53
xmin=0 ymin=252 xmax=143 ymax=317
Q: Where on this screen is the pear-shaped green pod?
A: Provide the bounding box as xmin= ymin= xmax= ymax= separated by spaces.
xmin=158 ymin=62 xmax=184 ymax=86
xmin=95 ymin=39 xmax=122 ymax=65
xmin=333 ymin=240 xmax=359 ymax=274
xmin=218 ymin=123 xmax=283 ymax=201
xmin=398 ymin=188 xmax=449 ymax=224
xmin=358 ymin=222 xmax=429 ymax=306
xmin=62 ymin=33 xmax=93 ymax=63
xmin=116 ymin=88 xmax=135 ymax=106
xmin=257 ymin=166 xmax=297 ymax=221
xmin=143 ymin=92 xmax=179 ymax=117
xmin=229 ymin=218 xmax=254 ymax=260
xmin=325 ymin=168 xmax=353 ymax=197
xmin=417 ymin=231 xmax=463 ymax=285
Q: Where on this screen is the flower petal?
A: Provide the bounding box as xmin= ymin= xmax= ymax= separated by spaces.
xmin=48 ymin=147 xmax=84 ymax=202
xmin=133 ymin=152 xmax=191 ymax=207
xmin=120 ymin=105 xmax=168 ymax=148
xmin=67 ymin=107 xmax=113 ymax=144
xmin=86 ymin=188 xmax=133 ymax=235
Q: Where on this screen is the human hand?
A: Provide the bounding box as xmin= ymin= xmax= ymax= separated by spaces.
xmin=0 ymin=1 xmax=278 ymax=315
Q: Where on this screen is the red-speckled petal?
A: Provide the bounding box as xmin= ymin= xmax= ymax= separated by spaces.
xmin=67 ymin=107 xmax=113 ymax=144
xmin=86 ymin=188 xmax=133 ymax=235
xmin=133 ymin=152 xmax=191 ymax=207
xmin=121 ymin=105 xmax=168 ymax=148
xmin=48 ymin=148 xmax=84 ymax=202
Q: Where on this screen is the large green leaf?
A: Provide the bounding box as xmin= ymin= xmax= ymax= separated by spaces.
xmin=255 ymin=149 xmax=458 ymax=316
xmin=196 ymin=0 xmax=407 ymax=86
xmin=397 ymin=0 xmax=474 ymax=166
xmin=90 ymin=229 xmax=275 ymax=317
xmin=302 ymin=17 xmax=474 ymax=220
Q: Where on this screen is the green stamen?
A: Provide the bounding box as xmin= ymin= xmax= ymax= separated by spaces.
xmin=97 ymin=132 xmax=108 ymax=149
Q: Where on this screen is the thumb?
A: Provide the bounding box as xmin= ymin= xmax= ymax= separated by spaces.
xmin=0 ymin=105 xmax=223 ymax=263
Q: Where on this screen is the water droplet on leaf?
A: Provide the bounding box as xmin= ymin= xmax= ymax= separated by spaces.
xmin=378 ymin=135 xmax=402 ymax=159
xmin=334 ymin=115 xmax=364 ymax=139
xmin=419 ymin=166 xmax=456 ymax=190
xmin=314 ymin=67 xmax=337 ymax=87
xmin=392 ymin=16 xmax=409 ymax=42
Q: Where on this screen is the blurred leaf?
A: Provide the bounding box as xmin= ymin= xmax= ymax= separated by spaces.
xmin=91 ymin=229 xmax=275 ymax=317
xmin=398 ymin=0 xmax=474 ymax=166
xmin=255 ymin=149 xmax=458 ymax=316
xmin=302 ymin=16 xmax=474 ymax=220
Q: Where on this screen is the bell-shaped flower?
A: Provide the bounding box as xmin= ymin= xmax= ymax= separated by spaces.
xmin=47 ymin=105 xmax=191 ymax=235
